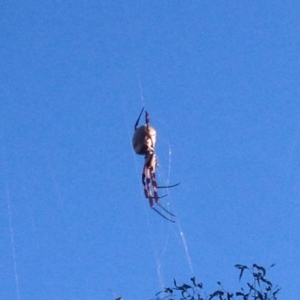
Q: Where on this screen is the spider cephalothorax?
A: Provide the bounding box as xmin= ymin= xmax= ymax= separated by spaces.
xmin=132 ymin=107 xmax=179 ymax=222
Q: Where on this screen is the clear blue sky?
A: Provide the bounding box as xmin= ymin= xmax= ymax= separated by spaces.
xmin=1 ymin=1 xmax=300 ymax=299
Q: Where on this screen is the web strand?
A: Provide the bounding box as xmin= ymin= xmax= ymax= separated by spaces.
xmin=5 ymin=183 xmax=21 ymax=300
xmin=168 ymin=152 xmax=194 ymax=275
xmin=2 ymin=146 xmax=21 ymax=300
xmin=136 ymin=69 xmax=145 ymax=107
xmin=179 ymin=226 xmax=194 ymax=275
xmin=156 ymin=139 xmax=194 ymax=275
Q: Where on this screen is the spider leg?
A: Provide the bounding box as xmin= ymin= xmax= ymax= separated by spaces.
xmin=156 ymin=203 xmax=176 ymax=217
xmin=157 ymin=182 xmax=181 ymax=189
xmin=152 ymin=207 xmax=175 ymax=223
xmin=134 ymin=107 xmax=145 ymax=131
xmin=145 ymin=110 xmax=151 ymax=126
xmin=149 ymin=166 xmax=160 ymax=204
xmin=142 ymin=166 xmax=154 ymax=207
xmin=149 ymin=167 xmax=176 ymax=217
xmin=143 ymin=165 xmax=171 ymax=216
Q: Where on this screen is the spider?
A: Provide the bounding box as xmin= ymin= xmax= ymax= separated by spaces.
xmin=132 ymin=107 xmax=179 ymax=222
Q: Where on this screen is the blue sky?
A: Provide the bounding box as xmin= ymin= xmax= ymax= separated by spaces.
xmin=1 ymin=1 xmax=300 ymax=299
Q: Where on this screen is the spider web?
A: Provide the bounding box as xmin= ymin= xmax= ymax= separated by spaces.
xmin=121 ymin=82 xmax=195 ymax=294
xmin=121 ymin=14 xmax=195 ymax=288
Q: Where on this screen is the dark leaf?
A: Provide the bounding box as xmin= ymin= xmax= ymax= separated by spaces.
xmin=257 ymin=291 xmax=264 ymax=300
xmin=173 ymin=279 xmax=178 ymax=288
xmin=217 ymin=281 xmax=222 ymax=285
xmin=177 ymin=284 xmax=191 ymax=291
xmin=235 ymin=264 xmax=248 ymax=269
xmin=260 ymin=277 xmax=272 ymax=286
xmin=197 ymin=282 xmax=203 ymax=289
xmin=235 ymin=265 xmax=248 ymax=281
xmin=155 ymin=287 xmax=173 ymax=297
xmin=236 ymin=292 xmax=244 ymax=297
xmin=253 ymin=264 xmax=266 ymax=277
xmin=209 ymin=290 xmax=224 ymax=300
xmin=273 ymin=288 xmax=281 ymax=296
xmin=239 ymin=269 xmax=245 ymax=281
xmin=191 ymin=277 xmax=196 ymax=286
xmin=253 ymin=273 xmax=261 ymax=287
xmin=179 ymin=283 xmax=192 ymax=294
xmin=269 ymin=263 xmax=275 ymax=268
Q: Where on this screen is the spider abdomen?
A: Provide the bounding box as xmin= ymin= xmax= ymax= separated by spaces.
xmin=132 ymin=125 xmax=156 ymax=155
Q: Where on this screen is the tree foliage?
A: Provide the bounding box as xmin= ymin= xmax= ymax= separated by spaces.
xmin=114 ymin=264 xmax=280 ymax=300
xmin=148 ymin=264 xmax=280 ymax=300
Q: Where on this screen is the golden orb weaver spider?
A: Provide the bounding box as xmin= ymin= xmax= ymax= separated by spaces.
xmin=132 ymin=107 xmax=179 ymax=222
